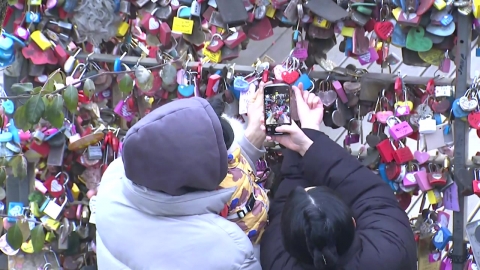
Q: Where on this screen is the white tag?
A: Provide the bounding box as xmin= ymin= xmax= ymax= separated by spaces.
xmin=89 ymin=196 xmax=97 ymax=224
xmin=239 ymin=83 xmax=256 ymax=115
xmin=424 ymin=124 xmax=448 ymax=151
xmin=208 ymin=0 xmax=217 ymax=8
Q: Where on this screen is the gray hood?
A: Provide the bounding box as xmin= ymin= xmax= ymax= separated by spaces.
xmin=122 ymin=97 xmax=228 ymax=196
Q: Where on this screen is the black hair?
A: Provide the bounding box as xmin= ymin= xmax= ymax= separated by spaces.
xmin=207 ymin=94 xmax=234 ymax=150
xmin=281 ymin=186 xmax=355 ymax=270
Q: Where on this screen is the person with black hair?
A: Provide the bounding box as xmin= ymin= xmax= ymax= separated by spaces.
xmin=260 ymin=83 xmax=417 ymax=270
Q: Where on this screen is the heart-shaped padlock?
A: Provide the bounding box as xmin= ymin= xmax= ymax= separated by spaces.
xmin=281 ymin=70 xmax=300 ymax=84
xmin=468 ymin=111 xmax=480 ymax=129
xmin=459 ymin=96 xmax=478 ymax=111
xmin=317 ymin=90 xmax=337 ymax=107
xmin=273 ymin=65 xmax=286 ymax=81
xmin=233 ymin=77 xmax=249 ymax=92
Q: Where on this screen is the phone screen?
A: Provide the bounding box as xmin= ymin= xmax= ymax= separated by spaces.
xmin=264 ymin=84 xmax=292 ymax=135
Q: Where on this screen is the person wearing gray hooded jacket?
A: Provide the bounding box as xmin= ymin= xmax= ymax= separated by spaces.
xmin=95 ymin=96 xmax=266 ymax=270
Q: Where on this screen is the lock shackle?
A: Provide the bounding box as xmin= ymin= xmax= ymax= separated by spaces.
xmin=210 ymin=33 xmax=223 ymax=43
xmin=177 ymin=6 xmax=189 ymax=16
xmin=70 ymin=63 xmax=86 ymax=77
xmin=151 ymin=7 xmax=159 ymax=15
xmin=427 ymin=163 xmax=440 ymax=173
xmin=386 ymin=116 xmax=400 ymax=126
xmin=409 ymin=163 xmax=420 ymax=172
xmin=43 ymin=250 xmax=61 ymax=269
xmin=55 ymin=171 xmax=69 ymax=186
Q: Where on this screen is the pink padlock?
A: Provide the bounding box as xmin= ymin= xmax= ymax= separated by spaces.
xmin=114 ymin=100 xmax=134 ymax=122
xmin=387 ymin=116 xmax=413 ymax=140
xmin=414 ymin=170 xmax=432 ymax=191
xmin=273 ymin=65 xmax=286 ymax=82
xmin=35 ymin=179 xmax=48 ymax=194
xmin=19 ymin=130 xmax=31 ymax=142
xmin=44 ymin=128 xmax=58 ymax=136
xmin=332 ymin=80 xmax=348 ymax=103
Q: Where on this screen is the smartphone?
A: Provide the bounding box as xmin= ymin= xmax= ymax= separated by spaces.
xmin=264 ymin=83 xmax=292 ymax=135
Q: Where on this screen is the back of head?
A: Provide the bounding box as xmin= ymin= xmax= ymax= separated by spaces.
xmin=281 ymin=186 xmax=355 ymax=270
xmin=122 ymin=97 xmax=228 ymax=196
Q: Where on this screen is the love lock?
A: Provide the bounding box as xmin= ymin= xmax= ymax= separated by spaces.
xmin=233 ymin=77 xmax=249 ymax=92
xmin=459 ymin=96 xmax=478 ymax=112
xmin=135 ymin=65 xmax=151 ymax=84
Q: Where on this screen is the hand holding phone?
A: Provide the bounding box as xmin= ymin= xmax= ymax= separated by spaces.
xmin=264 ymin=83 xmax=292 ymax=135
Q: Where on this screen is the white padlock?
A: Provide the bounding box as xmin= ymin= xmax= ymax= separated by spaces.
xmin=418 ymin=116 xmax=437 ymax=134
xmin=434 ymin=86 xmax=453 ymax=97
xmin=134 ymin=65 xmax=151 ymax=84
xmin=191 ymin=0 xmax=201 ymax=16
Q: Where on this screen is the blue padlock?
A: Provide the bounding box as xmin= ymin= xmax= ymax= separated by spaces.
xmin=294 ymin=74 xmax=313 ymax=90
xmin=0 ymin=35 xmax=14 ymax=61
xmin=2 ymin=32 xmax=26 ymax=48
xmin=7 ymin=202 xmax=24 ymax=223
xmin=293 ymin=30 xmax=300 ymax=43
xmin=452 ymin=98 xmax=470 ymax=118
xmin=345 ymin=37 xmax=353 ymax=55
xmin=8 ymin=119 xmax=20 ymax=145
xmin=25 ymin=12 xmax=41 ymax=24
xmin=0 ymin=132 xmax=12 ymax=143
xmin=113 ymin=53 xmax=127 ymax=72
xmin=280 ymin=16 xmax=296 ymax=26
xmin=434 ymin=113 xmax=442 ymax=125
xmin=440 ymin=15 xmax=453 ymax=26
xmin=432 ymin=226 xmax=452 ymax=250
xmin=114 ymin=0 xmax=121 ymax=13
xmin=2 ymin=100 xmax=14 ymax=115
xmin=65 ymin=187 xmax=74 ymax=202
xmin=63 ymin=0 xmax=79 ymax=13
xmin=378 ymin=163 xmax=398 ymax=191
xmin=178 ymin=7 xmax=192 ymax=18
xmin=477 ymin=48 xmax=480 ymax=57
xmin=233 ymin=77 xmax=249 ymax=93
xmin=178 ymin=84 xmax=195 ymax=97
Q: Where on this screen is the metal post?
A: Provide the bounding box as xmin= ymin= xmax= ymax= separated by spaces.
xmin=451 ymin=11 xmax=472 ymax=270
xmin=4 ymin=11 xmax=34 ymax=203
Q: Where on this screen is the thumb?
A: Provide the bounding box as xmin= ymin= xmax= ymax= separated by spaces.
xmin=275 ymin=121 xmax=299 ymax=134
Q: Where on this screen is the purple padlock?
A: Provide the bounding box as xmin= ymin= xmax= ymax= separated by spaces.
xmin=344 ymin=133 xmax=360 ymax=146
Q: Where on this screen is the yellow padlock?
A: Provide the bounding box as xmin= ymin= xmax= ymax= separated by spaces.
xmin=426 ymin=189 xmax=442 ymax=205
xmin=474 ymin=0 xmax=480 ymax=18
xmin=392 ymin=7 xmax=402 ymax=21
xmin=376 ymin=42 xmax=383 ymax=51
xmin=117 ymin=21 xmax=129 ymax=37
xmin=312 ymin=17 xmax=330 ymax=28
xmin=30 ymin=30 xmax=52 ymax=51
xmin=266 ymin=5 xmax=276 ymax=18
xmin=433 ymin=0 xmax=447 ymax=10
xmin=71 ymin=183 xmax=80 ymax=200
xmin=21 ymin=241 xmax=34 ymax=254
xmin=203 ymin=42 xmax=222 ymax=63
xmin=45 ymin=231 xmax=56 ymax=242
xmin=341 ymin=27 xmax=355 ymax=37
xmin=42 ymin=217 xmax=61 ymax=231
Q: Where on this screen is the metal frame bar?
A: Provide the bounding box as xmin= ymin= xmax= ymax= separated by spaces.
xmin=452 ymin=12 xmax=472 ymax=269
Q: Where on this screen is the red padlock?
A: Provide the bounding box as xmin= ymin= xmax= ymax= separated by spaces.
xmin=141 ymin=10 xmax=160 ymax=35
xmin=159 ymin=22 xmax=172 ymax=47
xmin=52 ymin=42 xmax=68 ymax=65
xmin=427 ymin=163 xmax=447 ymax=187
xmin=385 ymin=162 xmax=401 ymax=180
xmin=377 ymin=139 xmax=394 ymax=163
xmin=207 ymin=34 xmax=224 ymax=53
xmin=43 ymin=172 xmax=66 ymax=198
xmin=126 ymin=96 xmax=138 ymax=112
xmin=224 ymin=31 xmax=247 ymax=49
xmin=394 ymin=76 xmax=402 ymax=96
xmin=206 ymin=74 xmax=221 ymax=97
xmin=392 ymin=141 xmax=414 ymax=164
